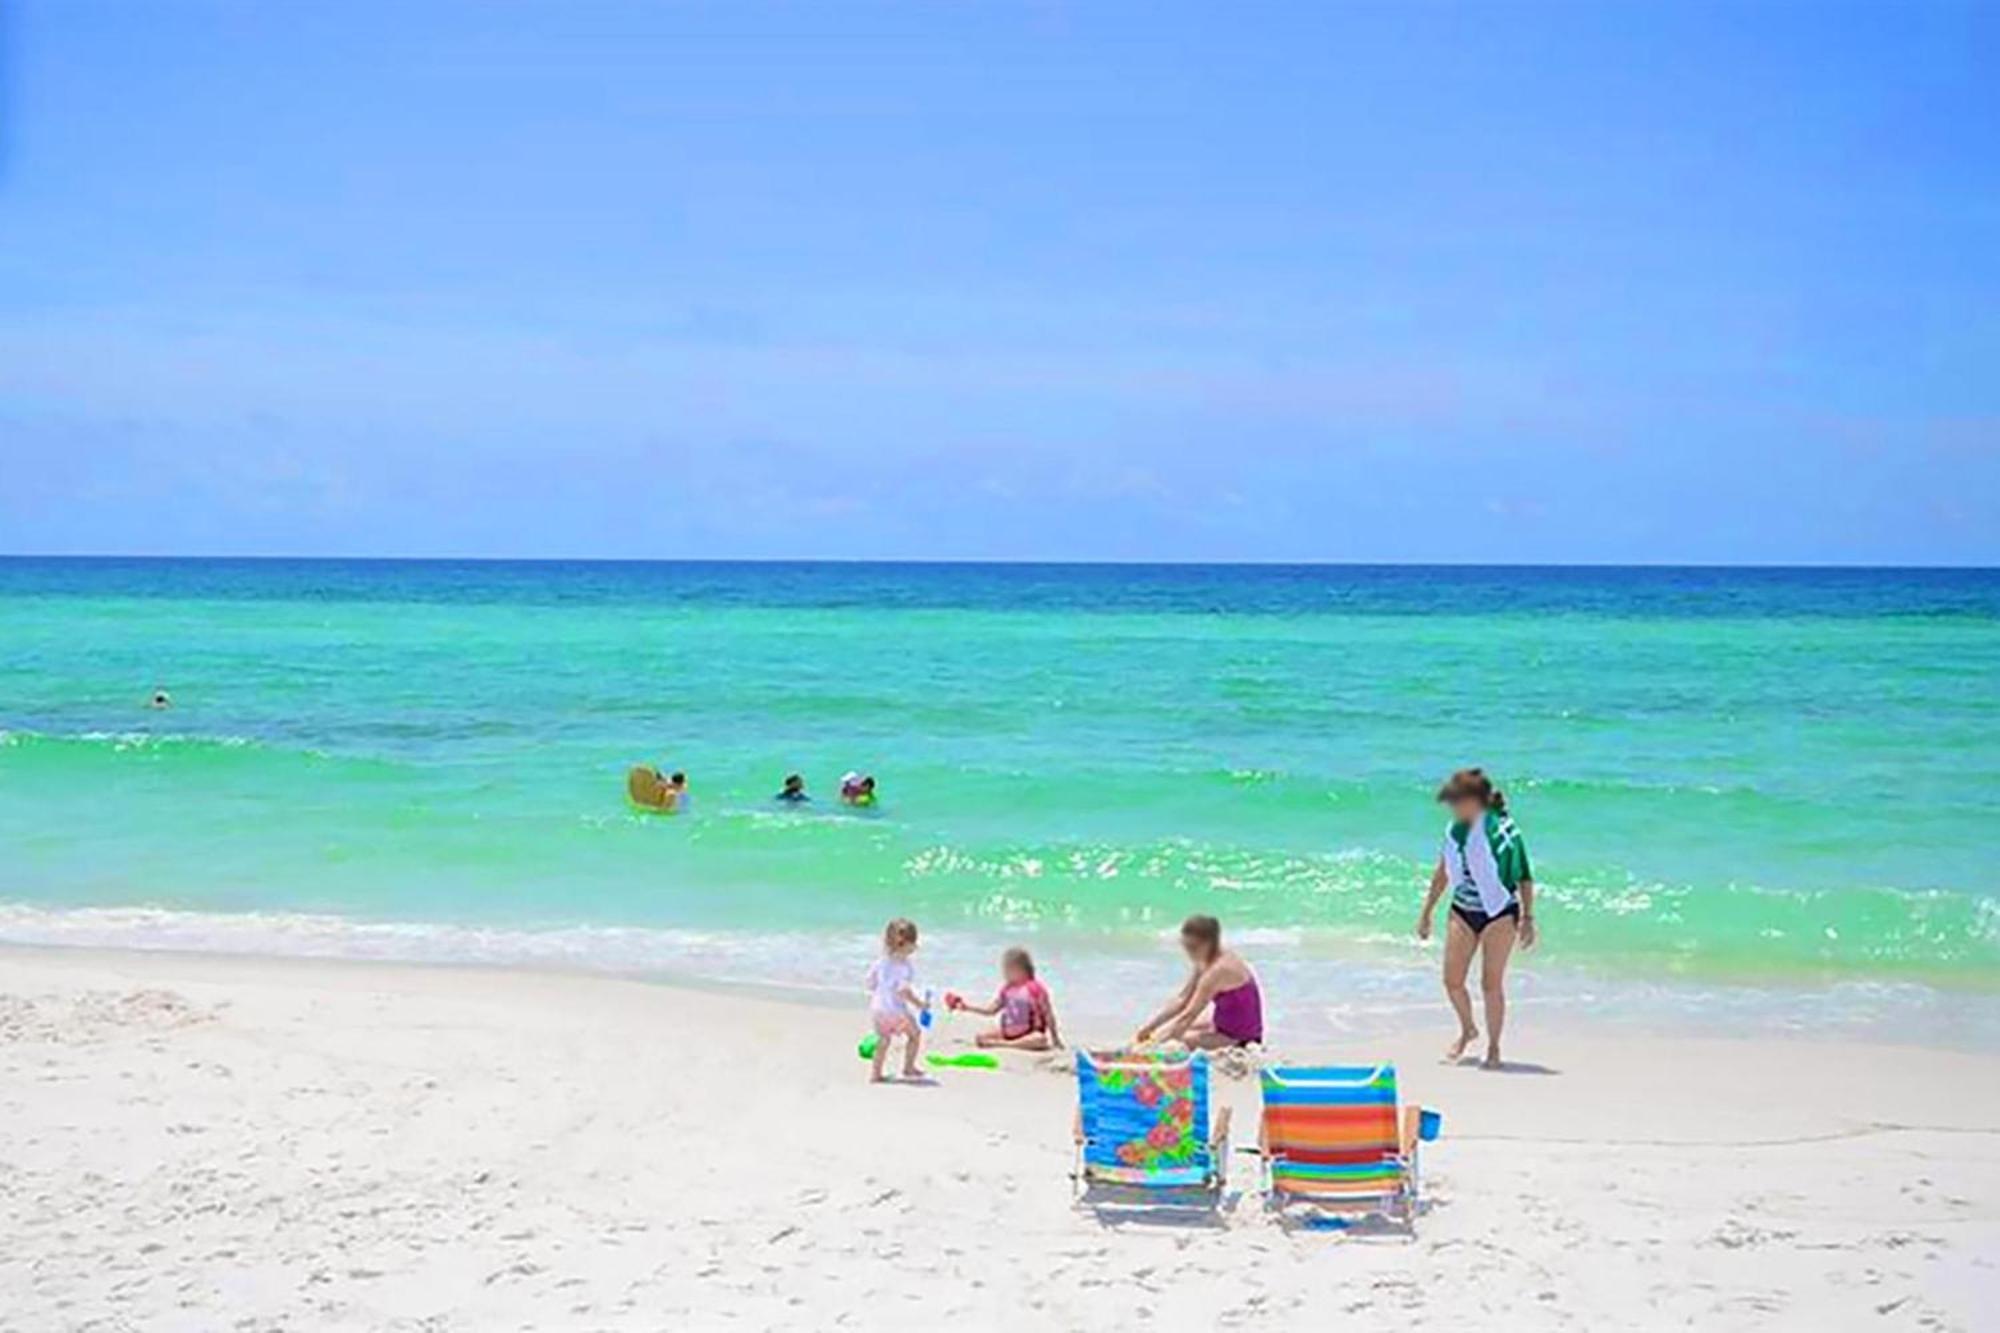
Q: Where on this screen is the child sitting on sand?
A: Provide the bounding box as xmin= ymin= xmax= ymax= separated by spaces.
xmin=947 ymin=947 xmax=1062 ymax=1051
xmin=864 ymin=918 xmax=926 ymax=1082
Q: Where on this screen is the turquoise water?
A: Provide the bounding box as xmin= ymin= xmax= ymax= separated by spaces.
xmin=3 ymin=559 xmax=1996 ymax=1044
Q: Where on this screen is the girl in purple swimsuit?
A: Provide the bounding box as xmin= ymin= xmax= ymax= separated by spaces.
xmin=1135 ymin=914 xmax=1264 ymax=1049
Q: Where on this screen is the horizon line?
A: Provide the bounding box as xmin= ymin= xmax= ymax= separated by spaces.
xmin=3 ymin=553 xmax=1997 ymax=573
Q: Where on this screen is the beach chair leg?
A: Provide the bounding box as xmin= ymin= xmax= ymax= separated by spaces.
xmin=1208 ymin=1105 xmax=1234 ymax=1206
xmin=1399 ymin=1181 xmax=1419 ymax=1231
xmin=1070 ymin=1113 xmax=1087 ymax=1203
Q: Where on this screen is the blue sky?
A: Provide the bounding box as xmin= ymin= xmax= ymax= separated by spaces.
xmin=2 ymin=2 xmax=1994 ymax=562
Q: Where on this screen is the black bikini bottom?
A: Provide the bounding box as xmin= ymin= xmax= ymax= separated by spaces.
xmin=1451 ymin=902 xmax=1520 ymax=935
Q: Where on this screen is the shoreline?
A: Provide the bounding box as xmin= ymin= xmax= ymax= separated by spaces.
xmin=5 ymin=898 xmax=1998 ymax=1056
xmin=3 ymin=941 xmax=1997 ymax=1329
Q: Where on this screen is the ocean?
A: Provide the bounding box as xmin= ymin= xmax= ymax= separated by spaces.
xmin=2 ymin=558 xmax=1996 ymax=1047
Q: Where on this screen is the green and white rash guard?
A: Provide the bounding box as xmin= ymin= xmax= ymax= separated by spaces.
xmin=1442 ymin=811 xmax=1533 ymax=916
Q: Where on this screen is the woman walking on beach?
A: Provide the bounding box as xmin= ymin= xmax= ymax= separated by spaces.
xmin=1135 ymin=914 xmax=1264 ymax=1049
xmin=1417 ymin=768 xmax=1537 ymax=1068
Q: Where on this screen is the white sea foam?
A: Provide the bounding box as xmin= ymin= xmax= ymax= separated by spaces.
xmin=0 ymin=900 xmax=1992 ymax=1050
xmin=0 ymin=902 xmax=855 ymax=1001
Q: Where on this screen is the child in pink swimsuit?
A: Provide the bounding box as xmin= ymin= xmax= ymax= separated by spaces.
xmin=947 ymin=947 xmax=1062 ymax=1051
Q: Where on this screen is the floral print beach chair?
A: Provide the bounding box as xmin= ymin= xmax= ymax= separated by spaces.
xmin=1072 ymin=1049 xmax=1230 ymax=1208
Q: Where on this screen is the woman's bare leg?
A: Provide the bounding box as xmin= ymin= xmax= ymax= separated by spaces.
xmin=1170 ymin=1018 xmax=1220 ymax=1049
xmin=1477 ymin=917 xmax=1520 ymax=1069
xmin=975 ymin=1030 xmax=1053 ymax=1050
xmin=1441 ymin=912 xmax=1481 ymax=1061
xmin=1183 ymin=1029 xmax=1241 ymax=1051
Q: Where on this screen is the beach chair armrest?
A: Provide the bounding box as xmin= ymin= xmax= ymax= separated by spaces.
xmin=1401 ymin=1105 xmax=1423 ymax=1158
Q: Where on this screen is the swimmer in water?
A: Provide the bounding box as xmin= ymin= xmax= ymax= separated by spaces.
xmin=776 ymin=773 xmax=810 ymax=803
xmin=148 ymin=689 xmax=171 ymax=710
xmin=840 ymin=773 xmax=878 ymax=807
xmin=625 ymin=765 xmax=688 ymax=813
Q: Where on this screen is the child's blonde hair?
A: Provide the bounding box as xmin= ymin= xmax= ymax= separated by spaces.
xmin=1001 ymin=946 xmax=1035 ymax=979
xmin=883 ymin=917 xmax=918 ymax=951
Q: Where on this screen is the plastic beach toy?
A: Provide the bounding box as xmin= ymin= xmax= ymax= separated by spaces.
xmin=857 ymin=1036 xmax=996 ymax=1069
xmin=926 ymin=1052 xmax=1000 ymax=1070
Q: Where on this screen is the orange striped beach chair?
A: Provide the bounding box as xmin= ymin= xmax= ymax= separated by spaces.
xmin=1258 ymin=1063 xmax=1428 ymax=1225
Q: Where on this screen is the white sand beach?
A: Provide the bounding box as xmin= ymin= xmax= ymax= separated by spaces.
xmin=2 ymin=944 xmax=1995 ymax=1331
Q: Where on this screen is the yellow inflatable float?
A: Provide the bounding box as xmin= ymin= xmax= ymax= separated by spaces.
xmin=627 ymin=765 xmax=683 ymax=813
